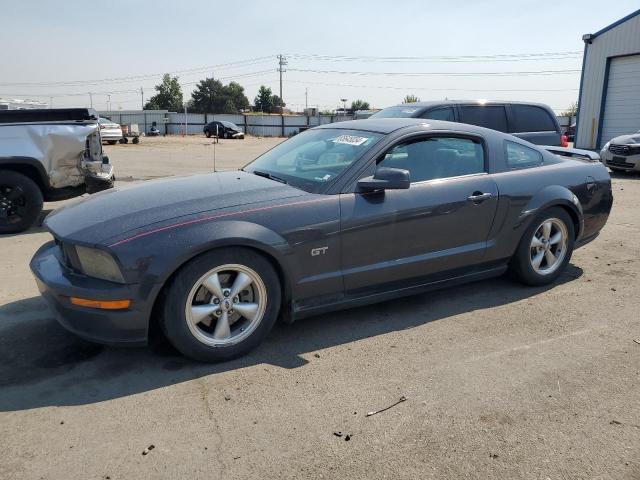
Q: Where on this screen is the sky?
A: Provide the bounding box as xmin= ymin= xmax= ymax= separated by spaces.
xmin=1 ymin=0 xmax=639 ymax=113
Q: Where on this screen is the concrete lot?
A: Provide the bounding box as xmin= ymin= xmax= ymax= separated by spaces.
xmin=1 ymin=136 xmax=639 ymax=480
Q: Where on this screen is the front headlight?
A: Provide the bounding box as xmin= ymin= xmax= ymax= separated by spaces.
xmin=75 ymin=245 xmax=125 ymax=283
xmin=602 ymin=142 xmax=610 ymax=152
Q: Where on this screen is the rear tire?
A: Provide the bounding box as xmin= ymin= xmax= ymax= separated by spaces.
xmin=161 ymin=248 xmax=281 ymax=362
xmin=510 ymin=207 xmax=575 ymax=286
xmin=0 ymin=170 xmax=43 ymax=234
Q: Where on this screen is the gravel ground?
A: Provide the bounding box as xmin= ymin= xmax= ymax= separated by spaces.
xmin=0 ymin=136 xmax=638 ymax=480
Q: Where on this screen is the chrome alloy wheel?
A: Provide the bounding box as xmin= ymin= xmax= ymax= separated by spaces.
xmin=529 ymin=218 xmax=568 ymax=275
xmin=185 ymin=264 xmax=267 ymax=346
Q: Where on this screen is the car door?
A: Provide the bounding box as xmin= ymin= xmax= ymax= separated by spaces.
xmin=418 ymin=106 xmax=456 ymax=122
xmin=459 ymin=104 xmax=509 ymax=133
xmin=339 ymin=134 xmax=499 ymax=293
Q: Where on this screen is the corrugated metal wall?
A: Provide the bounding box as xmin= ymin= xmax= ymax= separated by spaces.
xmin=98 ymin=110 xmax=169 ymax=134
xmin=99 ymin=110 xmax=356 ymax=137
xmin=576 ymin=13 xmax=640 ymax=149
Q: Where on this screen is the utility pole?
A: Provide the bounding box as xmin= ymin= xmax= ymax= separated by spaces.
xmin=305 ymin=88 xmax=308 ymax=112
xmin=140 ymin=87 xmax=144 ymax=110
xmin=277 ymin=54 xmax=287 ymax=107
xmin=89 ymin=92 xmax=93 ymax=108
xmin=107 ymin=94 xmax=111 ymax=112
xmin=341 ymin=98 xmax=347 ymax=116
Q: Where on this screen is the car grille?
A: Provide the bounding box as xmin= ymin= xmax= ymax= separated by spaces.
xmin=609 ymin=144 xmax=640 ymax=156
xmin=608 ymin=157 xmax=632 ymax=167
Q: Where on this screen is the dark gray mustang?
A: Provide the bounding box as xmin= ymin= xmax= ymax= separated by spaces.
xmin=31 ymin=119 xmax=612 ymax=361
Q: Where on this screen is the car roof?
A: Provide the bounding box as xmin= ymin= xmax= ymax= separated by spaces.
xmin=0 ymin=108 xmax=98 ymax=123
xmin=315 ymin=117 xmax=494 ymax=135
xmin=382 ymin=100 xmax=554 ymax=110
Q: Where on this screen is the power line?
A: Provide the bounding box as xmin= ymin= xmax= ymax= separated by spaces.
xmin=287 ymin=52 xmax=582 ymax=63
xmin=0 ymin=56 xmax=275 ymax=87
xmin=288 ymin=68 xmax=581 ymax=77
xmin=286 ymin=79 xmax=579 ymax=92
xmin=0 ymin=70 xmax=277 ymax=99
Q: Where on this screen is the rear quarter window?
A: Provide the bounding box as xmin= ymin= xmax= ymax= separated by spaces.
xmin=511 ymin=105 xmax=557 ymax=132
xmin=505 ymin=141 xmax=543 ymax=169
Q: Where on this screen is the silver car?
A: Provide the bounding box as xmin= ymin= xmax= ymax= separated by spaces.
xmin=600 ymin=131 xmax=640 ymax=172
xmin=99 ymin=117 xmax=123 ymax=145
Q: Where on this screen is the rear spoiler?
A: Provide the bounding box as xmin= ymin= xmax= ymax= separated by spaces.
xmin=541 ymin=145 xmax=600 ymax=162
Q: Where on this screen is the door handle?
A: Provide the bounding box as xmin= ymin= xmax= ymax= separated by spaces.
xmin=467 ymin=192 xmax=493 ymax=203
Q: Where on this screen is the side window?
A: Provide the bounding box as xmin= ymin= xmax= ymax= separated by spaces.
xmin=511 ymin=105 xmax=557 ymax=132
xmin=505 ymin=141 xmax=543 ymax=169
xmin=379 ymin=136 xmax=485 ymax=183
xmin=421 ymin=107 xmax=455 ymax=122
xmin=460 ymin=105 xmax=508 ymax=132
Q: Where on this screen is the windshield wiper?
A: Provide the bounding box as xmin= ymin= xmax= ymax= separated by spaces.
xmin=251 ymin=169 xmax=288 ymax=184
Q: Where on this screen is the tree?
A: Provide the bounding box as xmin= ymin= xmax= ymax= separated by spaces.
xmin=560 ymin=101 xmax=578 ymax=118
xmin=191 ymin=77 xmax=225 ymax=113
xmin=254 ymin=85 xmax=275 ymax=113
xmin=272 ymin=95 xmax=286 ymax=108
xmin=225 ymin=81 xmax=250 ymax=112
xmin=144 ymin=74 xmax=183 ymax=111
xmin=403 ymin=94 xmax=420 ymax=104
xmin=222 ymin=98 xmax=237 ymax=114
xmin=189 ymin=78 xmax=250 ymax=114
xmin=351 ymin=99 xmax=370 ymax=111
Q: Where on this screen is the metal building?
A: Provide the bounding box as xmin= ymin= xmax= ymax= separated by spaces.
xmin=576 ymin=9 xmax=640 ymax=149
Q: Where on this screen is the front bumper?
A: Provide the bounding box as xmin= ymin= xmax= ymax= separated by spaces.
xmin=30 ymin=241 xmax=151 ymax=346
xmin=84 ymin=161 xmax=114 ymax=194
xmin=600 ymin=150 xmax=640 ymax=172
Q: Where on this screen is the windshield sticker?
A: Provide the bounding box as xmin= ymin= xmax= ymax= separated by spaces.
xmin=333 ymin=135 xmax=369 ymax=146
xmin=314 ymin=174 xmax=333 ymax=181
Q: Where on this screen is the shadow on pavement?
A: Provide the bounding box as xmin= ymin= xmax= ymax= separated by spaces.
xmin=0 ymin=265 xmax=582 ymax=411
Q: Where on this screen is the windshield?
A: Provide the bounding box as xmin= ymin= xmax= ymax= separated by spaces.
xmin=370 ymin=105 xmax=423 ymax=118
xmin=221 ymin=121 xmax=240 ymax=130
xmin=244 ymin=128 xmax=383 ymax=193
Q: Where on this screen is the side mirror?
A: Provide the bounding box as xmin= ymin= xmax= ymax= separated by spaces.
xmin=357 ymin=167 xmax=410 ymax=192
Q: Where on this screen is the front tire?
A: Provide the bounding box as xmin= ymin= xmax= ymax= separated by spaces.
xmin=0 ymin=170 xmax=43 ymax=234
xmin=161 ymin=248 xmax=281 ymax=362
xmin=511 ymin=207 xmax=575 ymax=286
xmin=205 ymin=130 xmax=211 ymax=138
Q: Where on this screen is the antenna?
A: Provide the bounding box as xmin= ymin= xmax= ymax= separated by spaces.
xmin=213 ymin=123 xmax=218 ymax=172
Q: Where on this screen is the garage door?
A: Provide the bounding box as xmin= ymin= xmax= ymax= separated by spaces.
xmin=600 ymin=54 xmax=640 ymax=147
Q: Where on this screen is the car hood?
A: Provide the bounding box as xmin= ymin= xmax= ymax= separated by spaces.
xmin=610 ymin=133 xmax=640 ymax=145
xmin=45 ymin=170 xmax=308 ymax=245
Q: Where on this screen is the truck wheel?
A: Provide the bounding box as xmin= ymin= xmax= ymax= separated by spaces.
xmin=161 ymin=247 xmax=281 ymax=362
xmin=0 ymin=170 xmax=44 ymax=234
xmin=510 ymin=207 xmax=575 ymax=286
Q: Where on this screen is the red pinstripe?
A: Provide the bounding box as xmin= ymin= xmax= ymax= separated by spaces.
xmin=108 ymin=196 xmax=335 ymax=248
